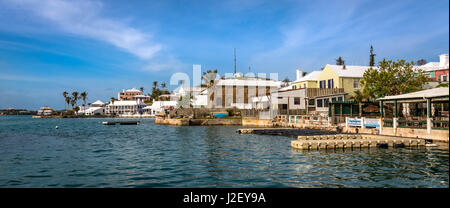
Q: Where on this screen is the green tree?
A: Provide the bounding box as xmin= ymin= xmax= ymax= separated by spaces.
xmin=336 ymin=56 xmax=345 ymax=65
xmin=140 ymin=87 xmax=144 ymax=93
xmin=152 ymin=81 xmax=158 ymax=90
xmin=369 ymin=45 xmax=376 ymax=67
xmin=282 ymin=77 xmax=290 ymax=86
xmin=361 ymin=59 xmax=428 ymax=99
xmin=161 ymin=82 xmax=166 ymax=89
xmin=417 ymin=59 xmax=427 ymax=66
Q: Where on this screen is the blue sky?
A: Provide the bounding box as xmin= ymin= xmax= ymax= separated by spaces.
xmin=0 ymin=0 xmax=448 ymax=110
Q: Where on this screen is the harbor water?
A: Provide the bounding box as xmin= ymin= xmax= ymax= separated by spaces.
xmin=0 ymin=116 xmax=448 ymax=188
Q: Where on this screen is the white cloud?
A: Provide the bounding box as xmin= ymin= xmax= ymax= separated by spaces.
xmin=6 ymin=0 xmax=162 ymax=59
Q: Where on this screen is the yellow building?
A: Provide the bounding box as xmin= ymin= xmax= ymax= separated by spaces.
xmin=291 ymin=71 xmax=321 ymax=89
xmin=316 ymin=64 xmax=374 ymax=98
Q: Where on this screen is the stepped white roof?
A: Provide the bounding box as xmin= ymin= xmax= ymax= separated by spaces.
xmin=108 ymin=100 xmax=146 ymax=106
xmin=415 ymin=62 xmax=449 ymax=72
xmin=327 ymin=64 xmax=374 ymax=78
xmin=294 ymin=71 xmax=321 ymax=82
xmin=378 ymin=87 xmax=449 ymax=101
xmin=125 ymin=88 xmax=141 ymax=92
xmin=91 ymin=100 xmax=104 ymax=105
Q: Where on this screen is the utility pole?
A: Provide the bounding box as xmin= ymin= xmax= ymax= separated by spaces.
xmin=234 ymin=48 xmax=236 ymax=74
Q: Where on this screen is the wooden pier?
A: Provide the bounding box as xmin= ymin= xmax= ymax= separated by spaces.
xmin=291 ymin=134 xmax=426 ymax=150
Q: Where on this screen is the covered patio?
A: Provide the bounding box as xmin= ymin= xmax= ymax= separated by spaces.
xmin=378 ymin=87 xmax=449 ymax=135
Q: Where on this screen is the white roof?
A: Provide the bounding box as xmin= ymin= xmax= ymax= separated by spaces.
xmin=328 ymin=65 xmax=374 ymax=78
xmin=279 ymin=85 xmax=293 ymax=90
xmin=215 ymin=79 xmax=281 ymax=87
xmin=294 ymin=71 xmax=321 ymax=82
xmin=85 ymin=106 xmax=103 ymax=112
xmin=91 ymin=100 xmax=104 ymax=105
xmin=108 ymin=100 xmax=146 ymax=106
xmin=151 ymin=101 xmax=177 ymax=108
xmin=134 ymin=95 xmax=150 ymax=98
xmin=125 ymin=88 xmax=141 ymax=92
xmin=379 ymin=87 xmax=449 ymax=101
xmin=415 ymin=62 xmax=449 ymax=72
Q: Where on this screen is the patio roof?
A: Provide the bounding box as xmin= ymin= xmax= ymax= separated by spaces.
xmin=378 ymin=87 xmax=449 ymax=101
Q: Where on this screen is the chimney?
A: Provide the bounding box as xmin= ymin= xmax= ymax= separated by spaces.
xmin=439 ymin=54 xmax=449 ymax=68
xmin=296 ymin=69 xmax=303 ymax=81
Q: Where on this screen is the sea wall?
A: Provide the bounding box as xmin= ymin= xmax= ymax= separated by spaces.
xmin=155 ymin=118 xmax=189 ymax=126
xmin=189 ymin=118 xmax=242 ymax=125
xmin=155 ymin=118 xmax=241 ymax=126
xmin=242 ymin=119 xmax=274 ymax=127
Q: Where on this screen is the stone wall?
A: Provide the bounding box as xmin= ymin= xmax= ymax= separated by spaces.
xmin=242 ymin=119 xmax=274 ymax=127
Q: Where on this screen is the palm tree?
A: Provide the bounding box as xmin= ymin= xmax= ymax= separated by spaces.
xmin=72 ymin=91 xmax=79 ymax=107
xmin=70 ymin=97 xmax=76 ymax=110
xmin=62 ymin=91 xmax=68 ymax=111
xmin=65 ymin=96 xmax=71 ymax=112
xmin=202 ymin=69 xmax=218 ymax=87
xmin=152 ymin=81 xmax=158 ymax=90
xmin=161 ymin=82 xmax=166 ymax=89
xmin=140 ymin=87 xmax=144 ymax=93
xmin=349 ymin=90 xmax=369 ymax=117
xmin=80 ymin=91 xmax=88 ymax=107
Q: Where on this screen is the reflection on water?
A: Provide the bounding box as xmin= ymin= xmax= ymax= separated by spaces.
xmin=0 ymin=116 xmax=448 ymax=188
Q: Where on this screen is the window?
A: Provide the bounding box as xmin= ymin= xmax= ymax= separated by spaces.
xmin=338 ymin=96 xmax=343 ymax=101
xmin=319 ymin=80 xmax=326 ymax=88
xmin=324 ymin=99 xmax=329 ymax=107
xmin=332 ymin=97 xmax=336 ymax=102
xmin=294 ymin=97 xmax=300 ymax=105
xmin=293 ymin=85 xmax=297 ymax=89
xmin=441 ymin=74 xmax=448 ymax=82
xmin=328 ymin=79 xmax=334 ymax=88
xmin=353 ymin=79 xmax=360 ymax=89
xmin=308 ymin=99 xmax=315 ymax=106
xmin=317 ymin=99 xmax=323 ymax=107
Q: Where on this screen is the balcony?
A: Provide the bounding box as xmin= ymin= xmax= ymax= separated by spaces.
xmin=306 ymin=88 xmax=345 ymax=98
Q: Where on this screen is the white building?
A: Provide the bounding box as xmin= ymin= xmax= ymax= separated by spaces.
xmin=80 ymin=100 xmax=106 ymax=116
xmin=207 ymin=76 xmax=281 ymax=109
xmin=37 ymin=107 xmax=53 ymax=116
xmin=144 ymin=100 xmax=177 ymax=116
xmin=192 ymin=89 xmax=208 ymax=108
xmin=106 ymin=99 xmax=147 ymax=115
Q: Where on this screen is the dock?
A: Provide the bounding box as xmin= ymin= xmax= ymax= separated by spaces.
xmin=102 ymin=121 xmax=140 ymax=125
xmin=291 ymin=134 xmax=426 ymax=150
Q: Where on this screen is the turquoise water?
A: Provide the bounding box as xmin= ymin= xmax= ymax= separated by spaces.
xmin=0 ymin=116 xmax=448 ymax=188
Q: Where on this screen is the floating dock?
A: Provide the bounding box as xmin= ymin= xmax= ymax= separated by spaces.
xmin=291 ymin=134 xmax=426 ymax=150
xmin=102 ymin=121 xmax=140 ymax=125
xmin=237 ymin=128 xmax=337 ymax=136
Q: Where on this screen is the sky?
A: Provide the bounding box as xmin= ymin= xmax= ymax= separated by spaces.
xmin=0 ymin=0 xmax=448 ymax=110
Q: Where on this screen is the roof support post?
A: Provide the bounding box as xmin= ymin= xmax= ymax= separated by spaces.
xmin=380 ymin=100 xmax=384 ymax=118
xmin=427 ymin=98 xmax=432 ymax=134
